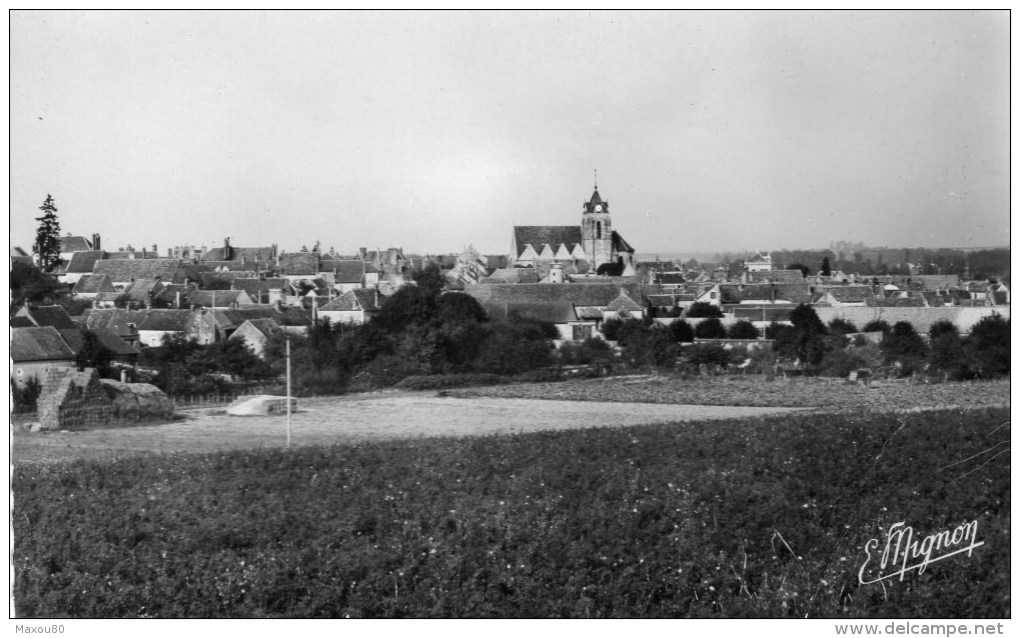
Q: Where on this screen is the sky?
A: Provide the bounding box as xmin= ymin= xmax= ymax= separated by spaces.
xmin=9 ymin=10 xmax=1010 ymax=257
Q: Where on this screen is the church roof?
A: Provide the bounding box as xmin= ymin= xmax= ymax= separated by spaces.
xmin=513 ymin=226 xmax=583 ymax=257
xmin=611 ymin=231 xmax=634 ymax=254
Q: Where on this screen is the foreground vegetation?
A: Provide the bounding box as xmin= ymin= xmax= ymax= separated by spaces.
xmin=12 ymin=408 xmax=1009 ymax=618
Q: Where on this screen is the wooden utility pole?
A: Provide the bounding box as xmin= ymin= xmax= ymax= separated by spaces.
xmin=286 ymin=335 xmax=292 ymax=449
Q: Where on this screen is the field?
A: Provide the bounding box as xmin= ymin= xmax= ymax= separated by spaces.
xmin=10 ymin=377 xmax=1011 ymax=617
xmin=449 ymin=376 xmax=1012 ymax=413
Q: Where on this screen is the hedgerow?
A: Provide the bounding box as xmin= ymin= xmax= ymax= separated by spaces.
xmin=12 ymin=408 xmax=1009 ymax=618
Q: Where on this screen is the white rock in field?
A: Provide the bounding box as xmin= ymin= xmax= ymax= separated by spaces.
xmin=226 ymin=395 xmax=298 ymax=416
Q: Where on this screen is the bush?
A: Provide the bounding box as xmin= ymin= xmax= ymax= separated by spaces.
xmin=727 ymin=320 xmax=759 ymax=340
xmin=965 ymin=314 xmax=1009 ymax=378
xmin=693 ymin=317 xmax=727 ymax=340
xmin=685 ymin=301 xmax=723 ymax=318
xmin=817 ymin=348 xmax=868 ymax=378
xmin=881 ymin=321 xmax=928 ymax=376
xmin=683 ymin=343 xmax=734 ymax=369
xmin=862 ymin=319 xmax=891 ymax=334
xmin=669 ymin=319 xmax=694 ymax=343
xmin=600 ymin=318 xmax=624 ymax=341
xmin=828 ymin=318 xmax=858 ymax=335
xmin=557 ymin=338 xmax=616 ymax=370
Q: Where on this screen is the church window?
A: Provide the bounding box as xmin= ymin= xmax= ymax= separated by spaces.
xmin=596 ymin=222 xmax=602 ymax=239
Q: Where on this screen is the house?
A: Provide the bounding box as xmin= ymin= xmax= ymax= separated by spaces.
xmin=60 ymin=250 xmax=106 ymax=284
xmin=332 ymin=260 xmax=376 ymax=292
xmin=136 ymin=309 xmax=220 ymax=347
xmin=11 ymin=246 xmax=34 ymax=267
xmin=602 ymin=289 xmax=645 ymax=321
xmin=277 ymin=252 xmax=322 ymax=281
xmin=72 ymin=274 xmax=117 ymax=300
xmin=318 ymin=289 xmax=385 ymax=325
xmin=186 ymin=289 xmax=254 ymax=309
xmin=92 ymin=258 xmax=188 ymax=288
xmin=229 ymin=318 xmax=283 ymax=357
xmin=231 ymin=277 xmax=296 ymax=304
xmin=58 ymin=233 xmax=98 ymax=262
xmin=201 ymin=238 xmax=278 ymax=268
xmin=484 ymin=301 xmax=597 ymax=343
xmin=57 ymin=327 xmax=140 ymax=366
xmin=744 ymin=251 xmax=772 ymax=272
xmin=744 ymin=269 xmax=805 ymax=285
xmin=479 ymin=268 xmax=541 ymax=284
xmin=12 ymin=304 xmax=77 ymax=329
xmin=812 ymin=286 xmax=875 ymax=307
xmin=445 ymin=245 xmax=493 ymax=287
xmin=79 ymin=308 xmax=149 ymax=345
xmin=11 ymin=326 xmax=77 ymax=389
xmin=120 ymin=278 xmax=167 ymax=308
xmin=510 ymin=186 xmax=636 ymax=274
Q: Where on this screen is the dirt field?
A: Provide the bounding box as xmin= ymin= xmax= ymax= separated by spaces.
xmin=11 ymin=392 xmax=807 ymax=464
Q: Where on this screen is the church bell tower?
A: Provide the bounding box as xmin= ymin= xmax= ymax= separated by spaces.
xmin=581 ymin=181 xmax=614 ymax=269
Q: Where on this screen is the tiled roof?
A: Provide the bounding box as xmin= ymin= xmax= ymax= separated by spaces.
xmin=867 ymin=297 xmax=926 ymax=308
xmin=21 ymin=305 xmax=77 ymax=329
xmin=10 ymin=316 xmax=34 ymax=328
xmin=485 ymin=302 xmax=578 ymax=324
xmin=80 ymin=308 xmax=150 ymax=337
xmin=320 ymin=289 xmax=382 ymax=312
xmin=655 ymin=273 xmax=686 ymax=285
xmin=731 ymin=306 xmax=795 ymax=322
xmin=513 ymin=226 xmax=583 ymax=258
xmin=746 ymin=269 xmax=805 ymax=284
xmin=11 ymin=326 xmax=75 ymax=361
xmin=605 ymin=290 xmax=643 ymax=312
xmin=239 ymin=318 xmax=282 ymax=338
xmin=611 ymin=231 xmax=635 ymax=254
xmin=138 ymin=309 xmax=196 ymax=332
xmin=202 ymin=246 xmax=276 ymax=263
xmin=122 ymin=279 xmax=165 ymax=304
xmin=465 ymin=282 xmax=650 ymax=307
xmin=646 ymin=294 xmax=676 ymax=307
xmin=93 ymin=258 xmax=183 ymax=283
xmin=480 ymin=268 xmax=541 ymax=284
xmin=824 ymin=286 xmax=875 ymax=303
xmin=334 ymin=260 xmax=367 ymax=284
xmin=72 ymin=274 xmax=116 ymax=295
xmin=187 ymin=290 xmax=247 ymax=308
xmin=59 ymin=236 xmax=93 ymax=253
xmin=65 ymin=250 xmax=106 ymax=274
xmin=58 ymin=328 xmax=139 ymax=357
xmin=279 ymin=252 xmax=320 ymax=276
xmin=200 ymin=271 xmax=256 ymax=287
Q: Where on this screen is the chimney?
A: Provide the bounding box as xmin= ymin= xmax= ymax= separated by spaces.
xmin=92 ymin=233 xmax=101 ymax=251
xmin=153 ymin=244 xmax=158 ymax=255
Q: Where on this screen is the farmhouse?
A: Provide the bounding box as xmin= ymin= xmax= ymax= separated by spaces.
xmin=11 ymin=326 xmax=77 ymax=389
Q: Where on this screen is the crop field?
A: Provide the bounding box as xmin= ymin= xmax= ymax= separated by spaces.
xmin=450 ymin=375 xmax=1011 ymax=413
xmin=11 ymin=405 xmax=1010 ymax=618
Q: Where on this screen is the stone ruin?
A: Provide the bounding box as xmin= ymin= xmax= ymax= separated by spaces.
xmin=35 ymin=367 xmax=175 ymax=431
xmin=37 ymin=367 xmax=114 ymax=431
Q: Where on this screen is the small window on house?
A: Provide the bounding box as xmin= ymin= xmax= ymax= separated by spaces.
xmin=17 ymin=368 xmax=23 ymax=377
xmin=710 ymin=292 xmax=717 ymax=300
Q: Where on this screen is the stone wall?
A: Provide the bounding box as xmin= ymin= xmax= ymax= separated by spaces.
xmin=38 ymin=368 xmax=114 ymax=431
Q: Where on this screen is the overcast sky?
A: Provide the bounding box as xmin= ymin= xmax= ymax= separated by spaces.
xmin=9 ymin=10 xmax=1010 ymax=257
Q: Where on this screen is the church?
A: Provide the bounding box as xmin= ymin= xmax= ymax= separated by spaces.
xmin=509 ymin=184 xmax=636 ymax=275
